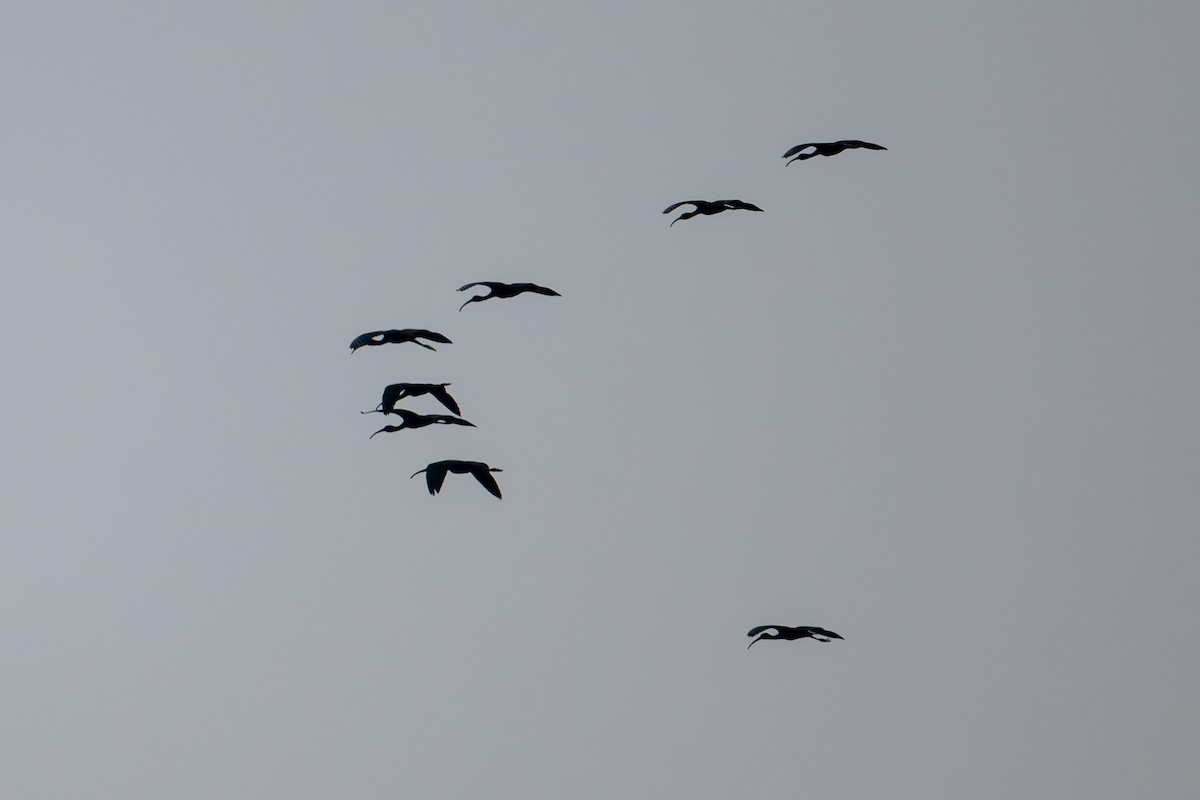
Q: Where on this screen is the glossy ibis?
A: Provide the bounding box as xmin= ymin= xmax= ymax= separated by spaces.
xmin=663 ymin=199 xmax=764 ymax=227
xmin=747 ymin=625 xmax=844 ymax=648
xmin=363 ymin=383 xmax=462 ymax=416
xmin=349 ymin=329 xmax=452 ymax=352
xmin=457 ymin=282 xmax=561 ymax=312
xmin=782 ymin=140 xmax=886 ymax=165
xmin=370 ymin=409 xmax=475 ymax=438
xmin=410 ymin=460 xmax=503 ymax=499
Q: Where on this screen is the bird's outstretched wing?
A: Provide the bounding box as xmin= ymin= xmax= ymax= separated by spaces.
xmin=350 ymin=331 xmax=384 ymax=350
xmin=663 ymin=201 xmax=700 ymax=214
xmin=410 ymin=329 xmax=452 ymax=344
xmin=782 ymin=143 xmax=819 ymax=158
xmin=718 ymin=200 xmax=764 ymax=212
xmin=519 ymin=283 xmax=561 ymax=297
xmin=747 ymin=625 xmax=783 ymax=638
xmin=839 ymin=140 xmax=886 ymax=150
xmin=807 ymin=627 xmax=844 ymax=639
xmin=432 ymin=414 xmax=474 ymax=427
xmin=458 ymin=281 xmax=504 ymax=292
xmin=424 ymin=463 xmax=448 ymax=495
xmin=471 ymin=467 xmax=503 ymax=499
xmin=428 ymin=385 xmax=461 ymax=416
xmin=380 ymin=384 xmax=404 ymax=412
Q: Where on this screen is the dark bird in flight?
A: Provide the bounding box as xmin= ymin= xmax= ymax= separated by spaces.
xmin=663 ymin=199 xmax=764 ymax=227
xmin=370 ymin=409 xmax=475 ymax=439
xmin=349 ymin=329 xmax=452 ymax=352
xmin=782 ymin=140 xmax=886 ymax=165
xmin=410 ymin=460 xmax=503 ymax=499
xmin=362 ymin=383 xmax=462 ymax=416
xmin=457 ymin=281 xmax=561 ymax=312
xmin=747 ymin=625 xmax=844 ymax=648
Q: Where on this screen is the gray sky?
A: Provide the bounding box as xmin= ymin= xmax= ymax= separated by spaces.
xmin=4 ymin=1 xmax=1199 ymax=797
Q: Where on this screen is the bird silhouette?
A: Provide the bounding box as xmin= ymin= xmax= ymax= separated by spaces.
xmin=782 ymin=140 xmax=886 ymax=165
xmin=369 ymin=409 xmax=475 ymax=439
xmin=349 ymin=329 xmax=452 ymax=352
xmin=410 ymin=460 xmax=503 ymax=499
xmin=457 ymin=281 xmax=561 ymax=312
xmin=663 ymin=199 xmax=764 ymax=227
xmin=362 ymin=383 xmax=462 ymax=416
xmin=746 ymin=625 xmax=844 ymax=648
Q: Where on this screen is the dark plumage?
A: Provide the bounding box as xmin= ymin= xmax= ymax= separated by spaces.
xmin=349 ymin=329 xmax=452 ymax=352
xmin=410 ymin=460 xmax=503 ymax=499
xmin=782 ymin=140 xmax=886 ymax=165
xmin=662 ymin=199 xmax=764 ymax=227
xmin=457 ymin=282 xmax=561 ymax=312
xmin=362 ymin=383 xmax=462 ymax=416
xmin=746 ymin=625 xmax=844 ymax=648
xmin=369 ymin=409 xmax=475 ymax=439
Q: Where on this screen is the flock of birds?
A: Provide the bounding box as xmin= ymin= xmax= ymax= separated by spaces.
xmin=349 ymin=139 xmax=887 ymax=646
xmin=349 ymin=282 xmax=562 ymax=498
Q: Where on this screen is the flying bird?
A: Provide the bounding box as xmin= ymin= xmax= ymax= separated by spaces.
xmin=362 ymin=383 xmax=462 ymax=416
xmin=349 ymin=329 xmax=452 ymax=352
xmin=782 ymin=140 xmax=886 ymax=165
xmin=746 ymin=625 xmax=844 ymax=648
xmin=662 ymin=199 xmax=764 ymax=227
xmin=457 ymin=282 xmax=561 ymax=312
xmin=369 ymin=409 xmax=475 ymax=439
xmin=410 ymin=460 xmax=504 ymax=499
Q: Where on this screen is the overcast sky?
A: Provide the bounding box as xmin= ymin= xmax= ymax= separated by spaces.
xmin=3 ymin=2 xmax=1200 ymax=798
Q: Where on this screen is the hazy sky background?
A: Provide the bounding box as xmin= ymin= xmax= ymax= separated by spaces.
xmin=3 ymin=2 xmax=1199 ymax=797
